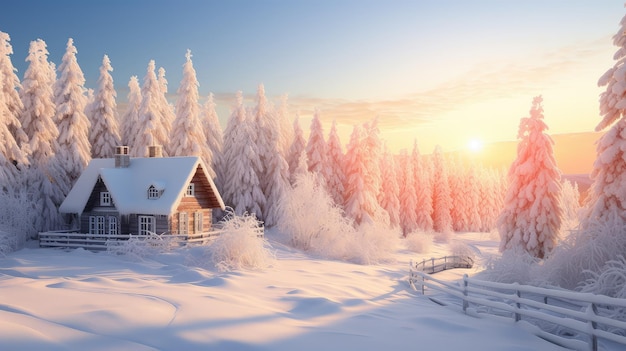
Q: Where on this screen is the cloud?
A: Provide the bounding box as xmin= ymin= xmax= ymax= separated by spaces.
xmin=276 ymin=37 xmax=611 ymax=130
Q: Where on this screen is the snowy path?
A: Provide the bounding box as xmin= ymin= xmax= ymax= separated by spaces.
xmin=0 ymin=234 xmax=562 ymax=350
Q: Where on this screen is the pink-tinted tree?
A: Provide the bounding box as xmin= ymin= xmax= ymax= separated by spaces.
xmin=497 ymin=96 xmax=563 ymax=258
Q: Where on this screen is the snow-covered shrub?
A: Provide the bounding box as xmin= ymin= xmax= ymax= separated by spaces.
xmin=351 ymin=220 xmax=399 ymax=264
xmin=449 ymin=241 xmax=476 ymax=263
xmin=542 ymin=215 xmax=626 ymax=290
xmin=106 ymin=231 xmax=177 ymax=260
xmin=404 ymin=232 xmax=433 ymax=254
xmin=0 ymin=189 xmax=39 ymax=255
xmin=278 ymin=172 xmax=397 ymax=264
xmin=478 ymin=248 xmax=539 ymax=284
xmin=579 ymin=256 xmax=626 ymax=324
xmin=209 ymin=210 xmax=274 ymax=272
xmin=580 ymin=256 xmax=626 ymax=299
xmin=278 ymin=172 xmax=354 ymax=251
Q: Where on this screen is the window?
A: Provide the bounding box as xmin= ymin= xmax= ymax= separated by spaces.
xmin=185 ymin=183 xmax=195 ymax=197
xmin=148 ymin=185 xmax=160 ymax=199
xmin=100 ymin=192 xmax=111 ymax=206
xmin=89 ymin=216 xmax=105 ymax=235
xmin=194 ymin=211 xmax=203 ymax=233
xmin=178 ymin=212 xmax=188 ymax=235
xmin=138 ymin=216 xmax=156 ymax=235
xmin=108 ymin=216 xmax=118 ymax=235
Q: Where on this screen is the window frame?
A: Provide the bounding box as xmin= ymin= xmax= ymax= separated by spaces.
xmin=178 ymin=212 xmax=188 ymax=235
xmin=138 ymin=215 xmax=156 ymax=235
xmin=148 ymin=185 xmax=160 ymax=199
xmin=194 ymin=211 xmax=203 ymax=233
xmin=100 ymin=191 xmax=111 ymax=206
xmin=108 ymin=216 xmax=118 ymax=235
xmin=89 ymin=216 xmax=105 ymax=235
xmin=185 ymin=183 xmax=195 ymax=197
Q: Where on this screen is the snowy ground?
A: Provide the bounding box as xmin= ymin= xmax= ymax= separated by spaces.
xmin=0 ymin=231 xmax=564 ymax=351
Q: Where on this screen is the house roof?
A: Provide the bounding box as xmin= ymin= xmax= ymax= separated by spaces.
xmin=59 ymin=156 xmax=225 ymax=216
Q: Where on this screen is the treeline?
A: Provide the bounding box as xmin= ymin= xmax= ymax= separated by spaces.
xmin=1 ymin=32 xmax=514 ymax=237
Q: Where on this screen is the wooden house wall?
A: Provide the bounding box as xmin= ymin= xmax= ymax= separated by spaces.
xmin=84 ymin=178 xmax=113 ymax=212
xmin=79 ymin=211 xmax=119 ymax=234
xmin=171 ymin=165 xmax=219 ymax=234
xmin=127 ymin=214 xmax=170 ymax=235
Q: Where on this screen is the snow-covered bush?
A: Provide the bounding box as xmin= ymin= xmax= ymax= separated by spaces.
xmin=542 ymin=215 xmax=626 ymax=290
xmin=106 ymin=231 xmax=178 ymax=260
xmin=404 ymin=232 xmax=433 ymax=254
xmin=0 ymin=189 xmax=39 ymax=255
xmin=209 ymin=210 xmax=274 ymax=272
xmin=449 ymin=241 xmax=476 ymax=263
xmin=351 ymin=220 xmax=399 ymax=264
xmin=278 ymin=172 xmax=397 ymax=264
xmin=579 ymin=256 xmax=626 ymax=324
xmin=478 ymin=248 xmax=539 ymax=284
xmin=278 ymin=172 xmax=353 ymax=251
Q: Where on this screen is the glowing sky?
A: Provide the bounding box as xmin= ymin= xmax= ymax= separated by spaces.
xmin=0 ymin=0 xmax=622 ymax=156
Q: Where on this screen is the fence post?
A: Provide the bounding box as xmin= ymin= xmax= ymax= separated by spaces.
xmin=462 ymin=274 xmax=469 ymax=313
xmin=421 ymin=274 xmax=425 ymax=295
xmin=515 ymin=289 xmax=521 ymax=322
xmin=588 ymin=303 xmax=598 ymax=351
xmin=431 ymin=257 xmax=435 ymax=273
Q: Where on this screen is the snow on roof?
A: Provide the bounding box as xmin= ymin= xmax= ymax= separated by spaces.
xmin=60 ymin=156 xmax=225 ymax=215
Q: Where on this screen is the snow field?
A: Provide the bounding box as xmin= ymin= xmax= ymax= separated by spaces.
xmin=0 ymin=232 xmax=561 ymax=351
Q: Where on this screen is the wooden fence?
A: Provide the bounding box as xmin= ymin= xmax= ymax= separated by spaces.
xmin=413 ymin=255 xmax=474 ymax=274
xmin=409 ymin=267 xmax=626 ymax=351
xmin=39 ymin=227 xmax=264 ymax=250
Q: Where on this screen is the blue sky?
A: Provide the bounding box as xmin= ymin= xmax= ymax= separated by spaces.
xmin=0 ymin=1 xmax=622 ymax=153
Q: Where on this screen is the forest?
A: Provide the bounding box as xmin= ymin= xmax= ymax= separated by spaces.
xmin=1 ymin=17 xmax=626 ymax=309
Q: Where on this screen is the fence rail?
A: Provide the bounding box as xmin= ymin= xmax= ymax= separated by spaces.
xmin=39 ymin=227 xmax=264 ymax=250
xmin=412 ymin=255 xmax=474 ymax=274
xmin=409 ymin=267 xmax=626 ymax=351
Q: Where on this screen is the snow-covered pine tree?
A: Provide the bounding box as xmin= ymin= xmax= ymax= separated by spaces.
xmin=120 ymin=76 xmax=141 ymax=147
xmin=431 ymin=145 xmax=453 ymax=235
xmin=561 ymin=179 xmax=581 ymax=230
xmin=201 ymin=92 xmax=223 ymax=180
xmin=412 ymin=141 xmax=433 ymax=232
xmin=54 ymin=38 xmax=91 ymax=187
xmin=497 ymin=96 xmax=563 ymax=258
xmin=88 ymin=54 xmax=120 ymax=158
xmin=585 ymin=10 xmax=626 ymax=226
xmin=220 ymin=91 xmax=266 ymax=218
xmin=465 ymin=163 xmax=483 ymax=232
xmin=399 ymin=150 xmax=418 ymax=235
xmin=343 ymin=124 xmax=379 ymax=226
xmin=157 ymin=66 xmax=175 ymax=154
xmin=252 ymin=84 xmax=289 ymax=227
xmin=170 ymin=50 xmax=213 ymax=176
xmin=19 ymin=39 xmax=68 ymax=231
xmin=447 ymin=154 xmax=469 ymax=232
xmin=380 ymin=143 xmax=400 ymax=228
xmin=0 ymin=31 xmax=28 ymax=165
xmin=364 ymin=118 xmax=382 ymax=202
xmin=325 ymin=120 xmax=345 ymax=205
xmin=306 ymin=109 xmax=327 ymax=178
xmin=478 ymin=168 xmax=499 ymax=232
xmin=286 ymin=114 xmax=307 ymax=185
xmin=276 ymin=94 xmax=294 ymax=157
xmin=0 ymin=70 xmax=21 ymax=188
xmin=133 ymin=60 xmax=169 ymax=157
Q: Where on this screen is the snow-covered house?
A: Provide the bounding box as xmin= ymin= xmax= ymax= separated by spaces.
xmin=58 ymin=146 xmax=225 ymax=237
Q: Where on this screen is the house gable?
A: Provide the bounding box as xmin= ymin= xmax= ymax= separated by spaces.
xmin=84 ymin=177 xmax=116 ymax=212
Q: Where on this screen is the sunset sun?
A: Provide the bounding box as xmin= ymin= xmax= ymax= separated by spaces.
xmin=467 ymin=139 xmax=484 ymax=153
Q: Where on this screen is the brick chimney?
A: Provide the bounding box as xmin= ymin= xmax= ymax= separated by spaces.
xmin=148 ymin=145 xmax=163 ymax=158
xmin=114 ymin=146 xmax=130 ymax=168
